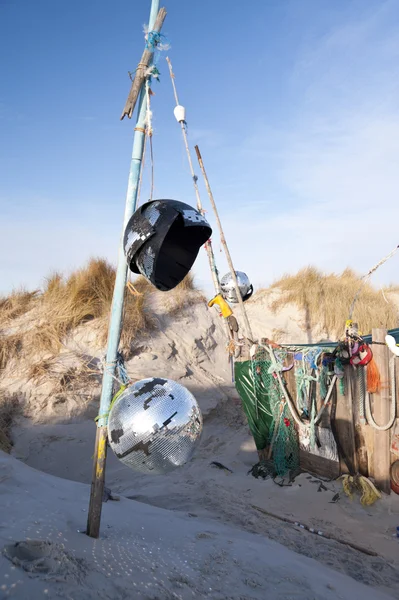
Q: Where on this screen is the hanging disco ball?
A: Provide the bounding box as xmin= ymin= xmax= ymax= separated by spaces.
xmin=123 ymin=199 xmax=212 ymax=292
xmin=220 ymin=271 xmax=253 ymax=303
xmin=107 ymin=378 xmax=203 ymax=475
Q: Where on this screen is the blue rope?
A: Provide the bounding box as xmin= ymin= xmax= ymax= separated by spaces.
xmin=144 ymin=31 xmax=169 ymax=82
xmin=146 ymin=31 xmax=166 ymax=50
xmin=116 ymin=352 xmax=131 ymax=386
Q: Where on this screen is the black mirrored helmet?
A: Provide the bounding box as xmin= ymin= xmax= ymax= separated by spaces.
xmin=124 ymin=199 xmax=212 ymax=291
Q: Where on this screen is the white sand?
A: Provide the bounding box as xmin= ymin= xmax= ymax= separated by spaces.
xmin=2 ymin=290 xmax=399 ymax=598
xmin=0 ymin=451 xmax=396 ymax=600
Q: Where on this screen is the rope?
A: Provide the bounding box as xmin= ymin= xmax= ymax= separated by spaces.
xmin=126 ymin=281 xmax=143 ymax=296
xmin=136 ymin=127 xmax=147 ymax=207
xmin=99 ymin=358 xmax=125 ymax=387
xmin=95 ymin=353 xmax=132 ymax=426
xmin=145 ymin=30 xmax=166 ymax=51
xmin=265 ymin=343 xmax=338 ymax=429
xmin=262 ymin=345 xmax=304 ymax=426
xmin=313 ymin=374 xmax=338 ymax=425
xmin=358 ymin=367 xmax=366 ymax=425
xmin=295 ymin=367 xmax=318 ymax=406
xmin=144 ymin=80 xmax=154 ymax=201
xmin=349 ymin=244 xmax=399 ymax=319
xmin=95 ymin=384 xmax=127 ymax=424
xmin=364 ymin=355 xmax=396 ymax=430
xmin=115 ymin=352 xmax=132 ymax=386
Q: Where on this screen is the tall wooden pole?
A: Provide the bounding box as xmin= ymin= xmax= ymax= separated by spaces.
xmin=194 ymin=145 xmax=254 ymax=342
xmin=372 ymin=328 xmax=391 ymax=494
xmin=86 ymin=0 xmax=163 ymax=539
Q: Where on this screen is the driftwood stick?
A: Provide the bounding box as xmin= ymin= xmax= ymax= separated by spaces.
xmin=120 ymin=7 xmax=167 ymax=120
xmin=251 ymin=504 xmax=378 ymax=557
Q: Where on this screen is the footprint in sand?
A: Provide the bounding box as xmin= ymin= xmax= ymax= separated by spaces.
xmin=3 ymin=540 xmax=87 ymax=582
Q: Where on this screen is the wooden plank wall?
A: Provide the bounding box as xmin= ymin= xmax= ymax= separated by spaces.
xmin=283 ymin=329 xmax=395 ymax=491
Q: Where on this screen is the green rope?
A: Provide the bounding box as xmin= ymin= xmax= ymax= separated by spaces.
xmin=95 ymin=384 xmax=127 ymax=425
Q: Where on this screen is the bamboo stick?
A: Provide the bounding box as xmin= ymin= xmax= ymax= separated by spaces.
xmin=120 ymin=8 xmax=167 ymax=120
xmin=194 ymin=145 xmax=254 ymax=342
xmin=165 ymin=58 xmax=237 ymax=371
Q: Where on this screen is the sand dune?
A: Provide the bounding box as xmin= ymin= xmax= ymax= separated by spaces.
xmin=1 ymin=288 xmax=399 ymax=598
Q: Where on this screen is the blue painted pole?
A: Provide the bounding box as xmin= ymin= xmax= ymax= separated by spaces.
xmin=87 ymin=0 xmax=160 ymax=539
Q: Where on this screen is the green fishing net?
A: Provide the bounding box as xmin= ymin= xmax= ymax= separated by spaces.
xmin=235 ymin=346 xmax=299 ymax=477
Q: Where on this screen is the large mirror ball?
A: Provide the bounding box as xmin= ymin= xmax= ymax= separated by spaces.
xmin=108 ymin=378 xmax=203 ymax=474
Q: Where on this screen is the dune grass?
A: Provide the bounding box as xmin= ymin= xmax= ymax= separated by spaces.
xmin=0 ymin=334 xmax=23 ymax=371
xmin=162 ymin=272 xmax=204 ymax=315
xmin=0 ymin=289 xmax=38 ymax=326
xmin=36 ymin=259 xmax=159 ymax=355
xmin=0 ymin=392 xmax=21 ymax=453
xmin=0 ymin=259 xmax=200 ymax=370
xmin=269 ymin=267 xmax=398 ymax=338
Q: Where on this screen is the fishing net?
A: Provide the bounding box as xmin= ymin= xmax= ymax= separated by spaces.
xmin=235 ymin=345 xmax=299 ymax=477
xmin=234 ymin=360 xmax=272 ymax=451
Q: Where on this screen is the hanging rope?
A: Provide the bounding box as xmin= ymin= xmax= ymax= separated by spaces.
xmin=136 ymin=129 xmax=148 ymax=209
xmin=262 ymin=344 xmax=304 ymax=426
xmin=264 ymin=343 xmax=339 ymax=429
xmin=98 ymin=353 xmax=132 ymax=389
xmin=165 ymin=57 xmax=222 ymax=296
xmin=313 ymin=374 xmax=338 ymax=425
xmin=357 ymin=366 xmax=366 ymax=425
xmin=364 ymin=354 xmax=396 ymax=430
xmin=349 ymin=244 xmax=399 ymax=320
xmin=144 ymin=79 xmax=154 ymax=200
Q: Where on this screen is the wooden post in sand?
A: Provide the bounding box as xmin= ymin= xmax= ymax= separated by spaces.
xmin=87 ymin=0 xmax=163 ymax=539
xmin=371 ymin=328 xmax=391 ymax=494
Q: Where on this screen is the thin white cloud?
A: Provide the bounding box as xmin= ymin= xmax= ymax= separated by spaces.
xmin=200 ymin=0 xmax=399 ymax=293
xmin=2 ymin=1 xmax=399 ymax=300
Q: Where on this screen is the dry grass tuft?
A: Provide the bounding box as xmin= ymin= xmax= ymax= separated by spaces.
xmin=386 ymin=284 xmax=399 ymax=294
xmin=0 ymin=259 xmax=200 ymax=368
xmin=42 ymin=258 xmax=116 ymax=327
xmin=97 ymin=274 xmax=157 ymax=352
xmin=0 ymin=392 xmax=21 ymax=453
xmin=270 ymin=266 xmax=398 ymax=338
xmin=164 ymin=273 xmax=204 ymax=315
xmin=28 ymin=356 xmax=99 ymax=397
xmin=32 ymin=259 xmax=121 ymax=354
xmin=0 ymin=333 xmax=24 ymax=371
xmin=0 ymin=289 xmax=38 ymax=326
xmin=27 ymin=357 xmax=57 ymax=383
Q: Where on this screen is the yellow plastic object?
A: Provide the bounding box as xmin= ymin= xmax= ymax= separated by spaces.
xmin=208 ymin=294 xmax=233 ymax=318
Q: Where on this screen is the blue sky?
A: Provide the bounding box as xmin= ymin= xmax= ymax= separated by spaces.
xmin=1 ymin=0 xmax=399 ymax=295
